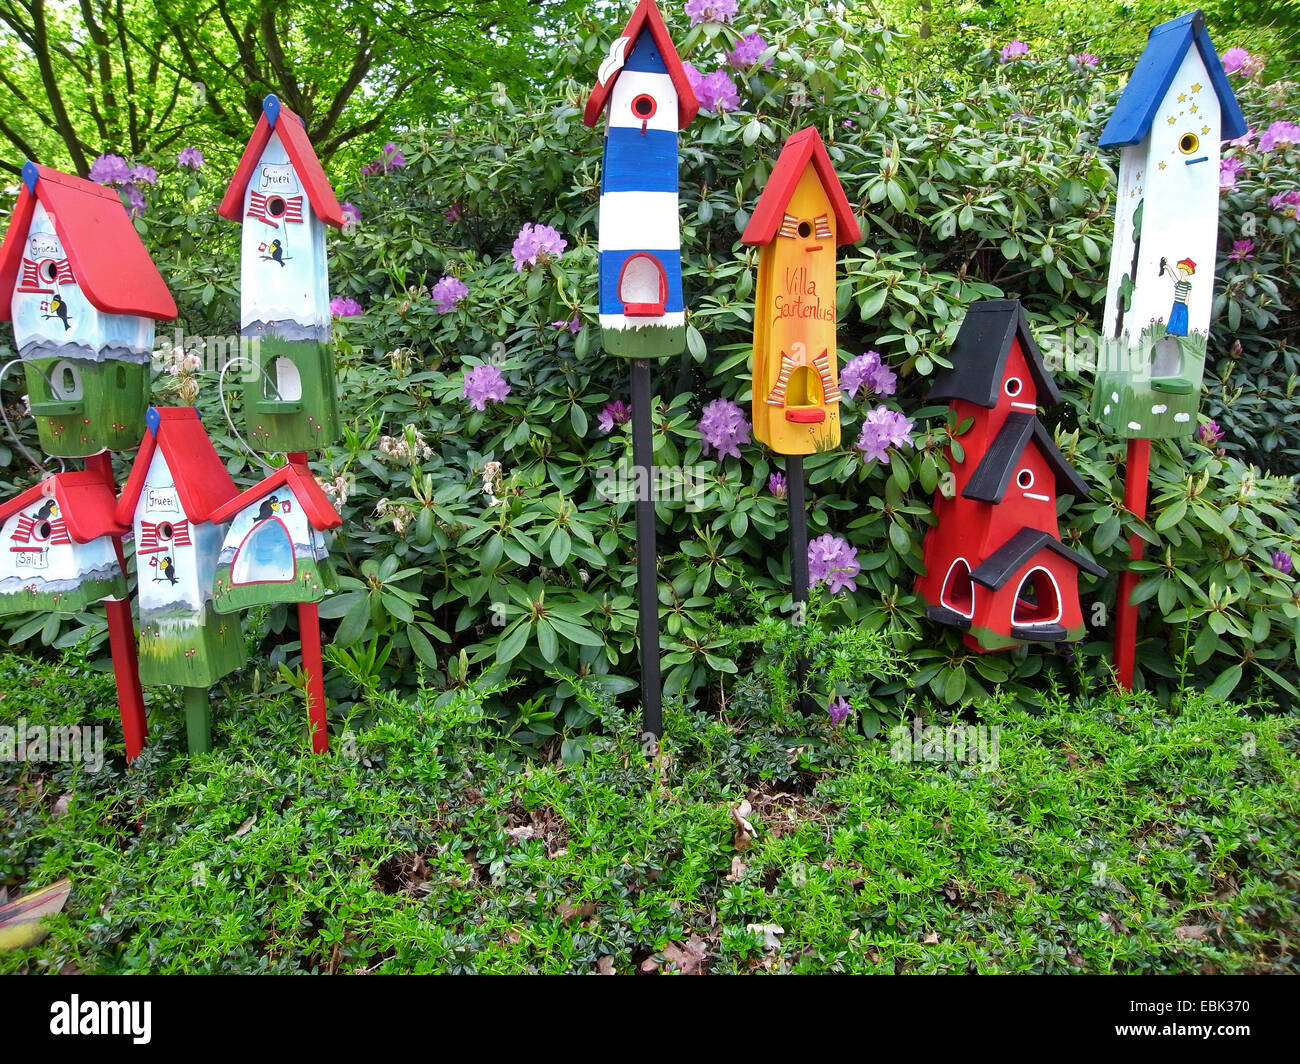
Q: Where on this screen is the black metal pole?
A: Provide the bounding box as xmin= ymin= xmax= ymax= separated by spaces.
xmin=630 ymin=359 xmax=663 ymax=745
xmin=787 ymin=455 xmax=813 ymax=713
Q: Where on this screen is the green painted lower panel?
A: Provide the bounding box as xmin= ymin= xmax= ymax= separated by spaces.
xmin=241 ymin=336 xmax=338 ymax=453
xmin=1091 ymin=327 xmax=1206 ymax=440
xmin=24 ymin=358 xmax=149 ymax=457
xmin=211 ymin=555 xmax=338 ymax=614
xmin=0 ymin=574 xmax=126 ymax=617
xmin=138 ymin=606 xmax=246 ymax=687
xmin=600 ymin=325 xmax=687 ymax=360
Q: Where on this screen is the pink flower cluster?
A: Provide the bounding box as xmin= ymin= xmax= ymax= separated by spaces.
xmin=697 ymin=398 xmax=750 ymax=459
xmin=727 ymin=33 xmax=772 ymax=71
xmin=463 ymin=364 xmax=510 ymax=410
xmin=361 ymin=142 xmax=407 ymax=177
xmin=999 ymin=41 xmax=1029 ymax=64
xmin=856 ymin=406 xmax=914 ymax=464
xmin=1259 ymin=121 xmax=1300 ymax=152
xmin=431 ymin=276 xmax=469 ymax=313
xmin=840 ymin=350 xmax=897 ymax=399
xmin=685 ymin=63 xmax=741 ymax=114
xmin=597 ymin=400 xmax=631 ymax=433
xmin=330 ymin=296 xmax=362 ymax=317
xmin=808 ymin=534 xmax=860 ymax=594
xmin=684 ymin=0 xmax=736 ymax=25
xmin=511 ymin=223 xmax=567 ymax=271
xmin=88 ymin=153 xmax=157 ymax=217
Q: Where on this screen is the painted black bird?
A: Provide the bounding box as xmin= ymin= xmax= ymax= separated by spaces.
xmin=33 ymin=498 xmax=58 ymax=521
xmin=160 ymin=555 xmax=177 ymax=586
xmin=47 ymin=295 xmax=70 ymax=330
xmin=267 ymin=239 xmax=286 ymax=267
xmin=255 ymin=496 xmax=280 ymax=522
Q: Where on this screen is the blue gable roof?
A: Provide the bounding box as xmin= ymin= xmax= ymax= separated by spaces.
xmin=1099 ymin=10 xmax=1247 ymax=147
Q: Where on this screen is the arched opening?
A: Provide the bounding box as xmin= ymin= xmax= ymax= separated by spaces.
xmin=231 ymin=517 xmax=296 ymax=585
xmin=49 ymin=361 xmax=82 ymax=401
xmin=1151 ymin=336 xmax=1182 ymax=378
xmin=266 ymin=196 xmax=287 ymax=219
xmin=116 ymin=365 xmax=127 ymax=389
xmin=941 ymin=557 xmax=975 ymax=618
xmin=265 ymin=357 xmax=303 ymax=402
xmin=38 ymin=259 xmax=58 ymax=284
xmin=1012 ymin=567 xmax=1062 ymax=627
xmin=618 ymin=253 xmax=667 ymax=316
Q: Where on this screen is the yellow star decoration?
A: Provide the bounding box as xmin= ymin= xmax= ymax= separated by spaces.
xmin=1202 ymin=125 xmax=1210 ymax=135
xmin=1190 ymin=103 xmax=1199 ymax=113
xmin=1168 ymin=116 xmax=1176 ymax=124
xmin=1158 ymin=161 xmax=1167 ymax=170
xmin=1191 ymin=82 xmax=1203 ymax=93
xmin=1178 ymin=93 xmax=1187 ymax=102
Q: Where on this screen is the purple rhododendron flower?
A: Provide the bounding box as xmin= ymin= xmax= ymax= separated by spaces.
xmin=684 ymin=0 xmax=737 ymax=26
xmin=88 ymin=153 xmax=132 ymax=185
xmin=856 ymin=406 xmax=914 ymax=464
xmin=1221 ymin=47 xmax=1250 ymax=74
xmin=445 ymin=201 xmax=465 ymax=222
xmin=768 ymin=472 xmax=787 ymax=498
xmin=840 ymin=350 xmax=896 ymax=399
xmin=130 ymin=163 xmax=158 ymax=186
xmin=1273 ymin=550 xmax=1294 ymax=575
xmin=808 ymin=534 xmax=860 ymax=594
xmin=330 ymin=296 xmax=362 ymax=317
xmin=431 ymin=275 xmax=469 ymax=313
xmin=727 ymin=33 xmax=772 ymax=70
xmin=697 ymin=398 xmax=750 ymax=459
xmin=1220 ymin=157 xmax=1245 ymax=189
xmin=1198 ymin=420 xmax=1224 ymax=444
xmin=999 ymin=41 xmax=1029 ymax=63
xmin=598 ymin=399 xmax=631 ymax=433
xmin=1072 ymin=52 xmax=1099 ymax=67
xmin=683 ymin=62 xmax=705 ymax=97
xmin=382 ymin=142 xmax=407 ymax=170
xmin=511 ymin=223 xmax=567 ymax=270
xmin=1228 ymin=127 xmax=1256 ymax=149
xmin=697 ymin=69 xmax=740 ymax=114
xmin=551 ymin=311 xmax=582 ymax=334
xmin=177 ymin=147 xmax=204 ymax=170
xmin=1270 ymin=189 xmax=1300 ymax=214
xmin=1259 ymin=120 xmax=1300 ymax=151
xmin=1229 ymin=239 xmax=1254 ymax=261
xmin=360 ymin=160 xmax=383 ymax=177
xmin=341 ymin=202 xmax=362 ymax=227
xmin=125 ymin=185 xmax=147 ymax=218
xmin=463 ymin=364 xmax=511 ymax=410
xmin=828 ymin=695 xmax=851 ymax=726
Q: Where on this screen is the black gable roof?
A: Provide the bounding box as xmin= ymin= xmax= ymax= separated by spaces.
xmin=970 ymin=528 xmax=1107 ymax=590
xmin=962 ymin=412 xmax=1091 ymax=503
xmin=928 ymin=299 xmax=1061 ymax=409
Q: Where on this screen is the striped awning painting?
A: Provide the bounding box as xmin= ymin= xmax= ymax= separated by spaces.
xmin=246 ymin=191 xmax=305 ymax=227
xmin=137 ymin=518 xmax=192 ymax=555
xmin=9 ymin=513 xmax=72 ymax=550
xmin=17 ymin=256 xmax=74 ymax=294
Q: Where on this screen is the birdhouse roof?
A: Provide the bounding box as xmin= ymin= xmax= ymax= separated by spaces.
xmin=1099 ymin=10 xmax=1247 ymax=147
xmin=741 ymin=127 xmax=862 ymax=247
xmin=584 ymin=0 xmax=699 ymax=130
xmin=219 ymin=95 xmax=345 ymax=228
xmin=0 ymin=470 xmax=127 ymax=543
xmin=928 ymin=300 xmax=1061 ymax=408
xmin=115 ymin=407 xmax=238 ymax=526
xmin=0 ymin=163 xmax=178 ymax=323
xmin=963 ymin=412 xmax=1090 ymax=503
xmin=971 ymin=528 xmax=1107 ymax=590
xmin=208 ymin=462 xmax=342 ymax=530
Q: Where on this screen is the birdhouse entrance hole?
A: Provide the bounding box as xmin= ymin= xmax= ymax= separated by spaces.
xmin=619 ymin=253 xmax=668 ymax=316
xmin=49 ymin=361 xmax=83 ymax=401
xmin=941 ymin=558 xmax=975 ymax=618
xmin=37 ymin=259 xmax=58 ymax=284
xmin=34 ymin=520 xmax=51 ymax=541
xmin=1151 ymin=336 xmax=1183 ymax=379
xmin=266 ymin=196 xmax=287 ymax=219
xmin=265 ymin=357 xmax=303 ymax=402
xmin=157 ymin=522 xmax=174 ymax=541
xmin=1011 ymin=567 xmax=1062 ymax=626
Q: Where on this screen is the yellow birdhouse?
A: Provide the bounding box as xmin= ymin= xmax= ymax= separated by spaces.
xmin=742 ymin=127 xmax=861 ymax=455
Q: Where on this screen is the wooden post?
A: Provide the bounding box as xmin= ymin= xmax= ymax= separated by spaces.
xmin=630 ymin=361 xmax=663 ymax=744
xmin=1114 ymin=437 xmax=1151 ymax=689
xmin=182 ymin=686 xmax=211 ymax=754
xmin=287 ymin=450 xmax=330 ymax=753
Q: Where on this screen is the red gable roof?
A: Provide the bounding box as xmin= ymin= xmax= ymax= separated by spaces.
xmin=219 ymin=95 xmax=345 ymax=228
xmin=115 ymin=407 xmax=238 ymax=526
xmin=0 ymin=163 xmax=178 ymax=322
xmin=209 ymin=462 xmax=342 ymax=530
xmin=0 ymin=470 xmax=127 ymax=543
xmin=584 ymin=0 xmax=699 ymax=130
xmin=741 ymin=127 xmax=862 ymax=247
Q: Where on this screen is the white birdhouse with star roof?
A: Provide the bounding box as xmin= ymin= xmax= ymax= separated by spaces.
xmin=1094 ymin=9 xmax=1245 ymax=439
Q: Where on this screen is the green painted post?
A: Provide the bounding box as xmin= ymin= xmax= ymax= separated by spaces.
xmin=183 ymin=686 xmax=212 ymax=755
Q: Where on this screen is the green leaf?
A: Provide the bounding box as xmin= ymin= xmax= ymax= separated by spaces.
xmin=407 ymin=626 xmax=439 ymax=669
xmin=1205 ymin=663 xmax=1242 ymax=700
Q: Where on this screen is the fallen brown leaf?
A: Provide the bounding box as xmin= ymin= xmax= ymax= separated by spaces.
xmin=662 ymin=934 xmax=709 ymax=975
xmin=1174 ymin=924 xmax=1212 ymax=941
xmin=597 ymin=955 xmax=616 ymax=975
xmin=226 ymin=815 xmax=257 ymax=840
xmin=725 ymin=856 xmax=748 ymax=882
xmin=732 ymin=800 xmax=757 ymax=851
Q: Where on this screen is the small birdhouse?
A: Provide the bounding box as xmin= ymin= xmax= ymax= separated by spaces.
xmin=1094 ymin=10 xmax=1245 ymax=439
xmin=741 ymin=127 xmax=861 ymax=456
xmin=209 ymin=462 xmax=341 ymax=613
xmin=917 ymin=301 xmax=1106 ymax=652
xmin=0 ymin=163 xmax=177 ymax=458
xmin=116 ymin=407 xmax=246 ymax=686
xmin=0 ymin=469 xmax=127 ymax=616
xmin=584 ymin=0 xmax=698 ymax=359
xmin=219 ymin=95 xmax=345 ymax=453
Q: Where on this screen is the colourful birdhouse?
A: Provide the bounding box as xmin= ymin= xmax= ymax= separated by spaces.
xmin=741 ymin=127 xmax=861 ymax=456
xmin=584 ymin=0 xmax=698 ymax=360
xmin=116 ymin=407 xmax=246 ymax=686
xmin=0 ymin=469 xmax=127 ymax=616
xmin=1093 ymin=10 xmax=1245 ymax=439
xmin=209 ymin=462 xmax=341 ymax=613
xmin=219 ymin=95 xmax=345 ymax=453
xmin=0 ymin=163 xmax=177 ymax=458
xmin=916 ymin=301 xmax=1106 ymax=652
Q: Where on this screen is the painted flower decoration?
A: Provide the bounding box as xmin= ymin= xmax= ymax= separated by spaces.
xmin=1219 ymin=157 xmax=1245 ymax=190
xmin=463 ymin=364 xmax=511 ymax=410
xmin=1197 ymin=420 xmax=1224 ymax=445
xmin=768 ymin=472 xmax=788 ymax=498
xmin=840 ymin=350 xmax=897 ymax=399
xmin=1259 ymin=121 xmax=1300 ymax=152
xmin=856 ymin=406 xmax=914 ymax=464
xmin=1229 ymin=239 xmax=1255 ymax=262
xmin=431 ymin=276 xmax=469 ymax=313
xmin=727 ymin=33 xmax=772 ymax=70
xmin=1272 ymin=550 xmax=1294 ymax=575
xmin=511 ymin=223 xmax=567 ymax=271
xmin=177 ymin=147 xmax=205 ymax=170
xmin=598 ymin=399 xmax=631 ymax=433
xmin=684 ymin=0 xmax=737 ymax=26
xmin=808 ymin=534 xmax=860 ymax=594
xmin=827 ymin=695 xmax=851 ymax=726
xmin=697 ymin=398 xmax=750 ymax=460
xmin=999 ymin=41 xmax=1029 ymax=63
xmin=329 ymin=296 xmax=362 ymax=317
xmin=697 ymin=69 xmax=741 ymax=114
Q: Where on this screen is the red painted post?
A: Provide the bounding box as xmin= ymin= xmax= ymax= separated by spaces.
xmin=85 ymin=452 xmax=148 ymax=760
xmin=288 ymin=452 xmax=328 ymax=753
xmin=1114 ymin=437 xmax=1151 ymax=690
